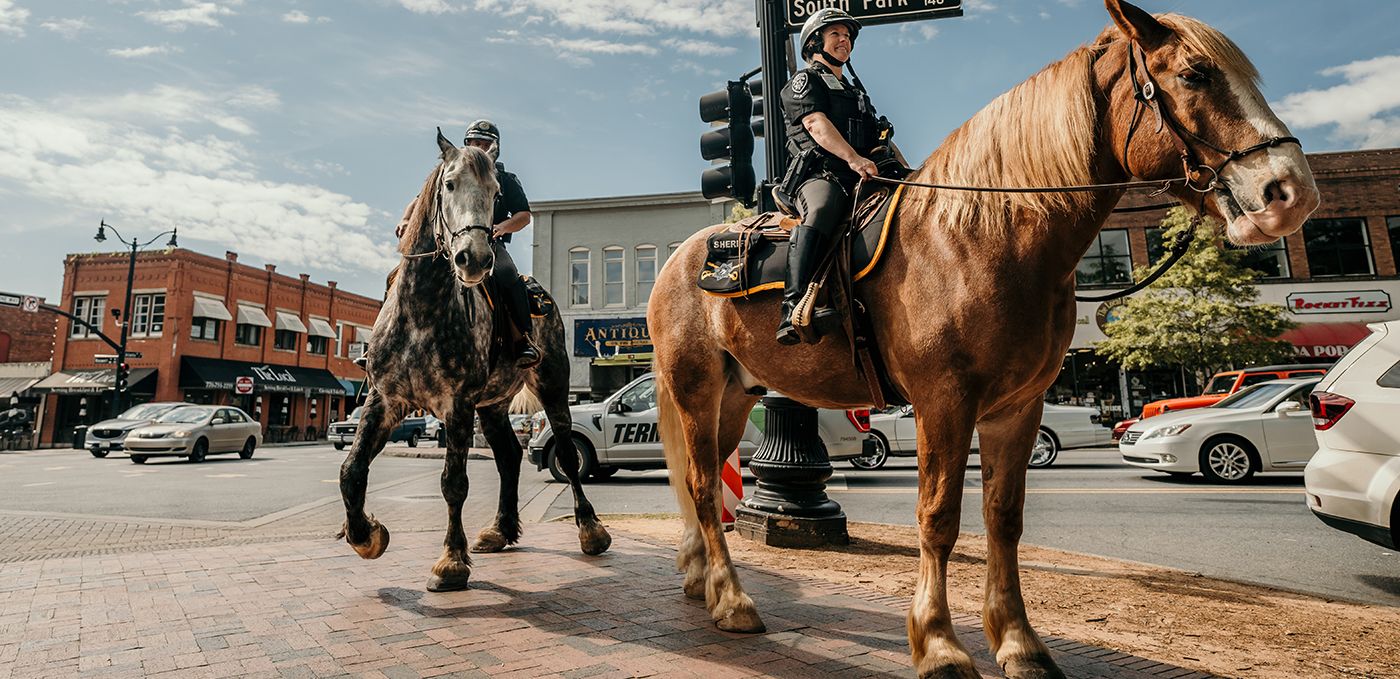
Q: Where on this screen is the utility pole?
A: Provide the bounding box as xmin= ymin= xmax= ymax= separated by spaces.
xmin=94 ymin=221 xmax=178 ymax=418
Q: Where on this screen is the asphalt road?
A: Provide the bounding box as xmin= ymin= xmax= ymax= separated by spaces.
xmin=539 ymin=447 xmax=1400 ymax=607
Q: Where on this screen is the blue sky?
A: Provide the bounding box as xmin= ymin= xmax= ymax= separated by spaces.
xmin=2 ymin=0 xmax=1398 ymax=302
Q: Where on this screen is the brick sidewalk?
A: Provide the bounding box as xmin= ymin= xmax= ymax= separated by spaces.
xmin=0 ymin=522 xmax=1214 ymax=678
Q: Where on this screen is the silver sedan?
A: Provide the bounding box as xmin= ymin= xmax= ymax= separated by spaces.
xmin=124 ymin=405 xmax=262 ymax=464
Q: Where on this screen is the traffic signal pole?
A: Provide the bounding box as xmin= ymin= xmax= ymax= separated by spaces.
xmin=757 ymin=0 xmax=791 ymax=184
xmin=114 ymin=238 xmax=138 ymax=418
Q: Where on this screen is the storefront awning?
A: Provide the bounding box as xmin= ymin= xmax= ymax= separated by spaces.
xmin=31 ymin=368 xmax=157 ymax=394
xmin=337 ymin=378 xmax=359 ymax=397
xmin=354 ymin=326 xmax=373 ymax=343
xmin=192 ymin=297 xmax=233 ymax=321
xmin=236 ymin=305 xmax=273 ymax=327
xmin=306 ymin=317 xmax=336 ymax=338
xmin=0 ymin=376 xmax=43 ymax=398
xmin=1280 ymin=322 xmax=1372 ymax=360
xmin=179 ymin=357 xmax=345 ymax=395
xmin=274 ymin=311 xmax=308 ymax=333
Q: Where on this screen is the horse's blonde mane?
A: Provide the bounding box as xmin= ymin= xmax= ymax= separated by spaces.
xmin=906 ymin=12 xmax=1258 ymax=237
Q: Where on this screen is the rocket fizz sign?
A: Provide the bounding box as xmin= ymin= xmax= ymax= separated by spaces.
xmin=574 ymin=317 xmax=653 ymax=359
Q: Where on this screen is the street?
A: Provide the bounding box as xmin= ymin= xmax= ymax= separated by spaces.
xmin=4 ymin=442 xmax=1393 ymax=607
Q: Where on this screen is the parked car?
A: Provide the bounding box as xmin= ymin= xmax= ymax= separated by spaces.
xmin=124 ymin=405 xmax=262 ymax=464
xmin=84 ymin=402 xmax=189 ymax=458
xmin=859 ymin=402 xmax=1111 ymax=470
xmin=1119 ymin=377 xmax=1321 ymax=483
xmin=1305 ymin=321 xmax=1400 ymax=549
xmin=1113 ymin=364 xmax=1330 ymax=442
xmin=526 ymin=373 xmax=872 ymax=483
xmin=327 ymin=407 xmax=428 ymax=450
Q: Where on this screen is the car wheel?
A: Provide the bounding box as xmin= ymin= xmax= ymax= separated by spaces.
xmin=437 ymin=429 xmax=446 ymax=448
xmin=239 ymin=437 xmax=256 ymax=460
xmin=1028 ymin=428 xmax=1059 ymax=468
xmin=189 ymin=439 xmax=208 ymax=463
xmin=90 ymin=449 xmax=108 ymax=458
xmin=334 ymin=442 xmax=346 ymax=451
xmin=1199 ymin=437 xmax=1256 ymax=484
xmin=548 ymin=436 xmax=596 ymax=484
xmin=130 ymin=455 xmax=147 ymax=464
xmin=592 ymin=465 xmax=620 ymax=480
xmin=850 ymin=432 xmax=890 ymax=470
xmin=407 ymin=433 xmax=418 ymax=448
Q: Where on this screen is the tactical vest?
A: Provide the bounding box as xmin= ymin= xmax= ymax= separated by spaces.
xmin=783 ymin=64 xmax=880 ymax=166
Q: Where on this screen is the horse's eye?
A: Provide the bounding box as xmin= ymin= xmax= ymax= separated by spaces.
xmin=1178 ymin=70 xmax=1210 ymax=87
xmin=445 ymin=180 xmax=455 ymax=192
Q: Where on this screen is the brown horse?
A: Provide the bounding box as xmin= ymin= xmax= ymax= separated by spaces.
xmin=649 ymin=2 xmax=1318 ymax=677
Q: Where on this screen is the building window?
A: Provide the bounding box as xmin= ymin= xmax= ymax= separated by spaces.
xmin=569 ymin=248 xmax=590 ymax=307
xmin=274 ymin=329 xmax=299 ymax=351
xmin=336 ymin=321 xmax=347 ymax=356
xmin=1233 ymin=239 xmax=1291 ymax=279
xmin=1304 ymin=218 xmax=1374 ymax=277
xmin=603 ymin=247 xmax=624 ymax=307
xmin=1388 ymin=216 xmax=1400 ymax=273
xmin=70 ymin=296 xmax=105 ymax=339
xmin=190 ymin=318 xmax=221 ymax=341
xmin=1076 ymin=230 xmax=1133 ymax=287
xmin=130 ymin=293 xmax=166 ymax=336
xmin=307 ymin=336 xmax=329 ymax=356
xmin=636 ymin=245 xmax=657 ymax=304
xmin=1145 ymin=227 xmax=1167 ymax=264
xmin=235 ymin=323 xmax=262 ymax=346
xmin=667 ymin=242 xmax=682 ymax=265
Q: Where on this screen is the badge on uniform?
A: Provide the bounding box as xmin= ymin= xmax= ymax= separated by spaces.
xmin=791 ymin=72 xmax=810 ymax=98
xmin=820 ymin=73 xmax=844 ymax=91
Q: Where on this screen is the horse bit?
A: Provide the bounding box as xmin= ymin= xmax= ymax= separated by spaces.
xmin=401 ymin=176 xmax=492 ymax=261
xmin=869 ymin=37 xmax=1302 ymax=302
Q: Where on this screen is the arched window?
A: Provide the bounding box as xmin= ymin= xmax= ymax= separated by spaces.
xmin=635 ymin=245 xmax=657 ymax=303
xmin=569 ymin=248 xmax=590 ymax=307
xmin=603 ymin=246 xmax=624 ymax=307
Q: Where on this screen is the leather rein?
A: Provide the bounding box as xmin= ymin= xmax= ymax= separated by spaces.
xmin=868 ymin=39 xmax=1300 ymax=302
xmin=402 ymin=170 xmax=492 ymax=261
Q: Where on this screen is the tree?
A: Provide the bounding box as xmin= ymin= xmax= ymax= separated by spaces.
xmin=726 ymin=202 xmax=754 ymax=224
xmin=1095 ymin=207 xmax=1297 ymax=390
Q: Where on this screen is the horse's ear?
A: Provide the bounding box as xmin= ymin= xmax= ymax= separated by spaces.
xmin=1105 ymin=0 xmax=1170 ymax=50
xmin=436 ymin=127 xmax=457 ymax=159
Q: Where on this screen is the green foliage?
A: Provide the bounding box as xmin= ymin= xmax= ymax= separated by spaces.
xmin=726 ymin=202 xmax=754 ymax=224
xmin=1096 ymin=207 xmax=1297 ymax=385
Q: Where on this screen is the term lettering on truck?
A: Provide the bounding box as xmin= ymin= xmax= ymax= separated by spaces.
xmin=612 ymin=422 xmax=662 ymax=444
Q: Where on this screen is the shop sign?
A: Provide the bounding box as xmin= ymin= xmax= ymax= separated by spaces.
xmin=1287 ymin=290 xmax=1391 ymax=315
xmin=251 ymin=365 xmax=295 ymax=383
xmin=574 ymin=317 xmax=652 ymax=358
xmin=1094 ymin=300 xmax=1127 ymax=332
xmin=1293 ymin=344 xmax=1354 ymax=360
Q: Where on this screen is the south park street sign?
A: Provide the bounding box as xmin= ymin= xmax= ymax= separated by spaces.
xmin=784 ymin=0 xmax=963 ymax=30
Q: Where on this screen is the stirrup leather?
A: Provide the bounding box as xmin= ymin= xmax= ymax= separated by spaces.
xmin=790 ymin=282 xmax=823 ymax=343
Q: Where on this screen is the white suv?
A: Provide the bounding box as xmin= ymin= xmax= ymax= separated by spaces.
xmin=1304 ymin=320 xmax=1400 ymax=549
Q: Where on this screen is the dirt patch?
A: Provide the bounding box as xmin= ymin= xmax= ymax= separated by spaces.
xmin=604 ymin=516 xmax=1399 ymax=679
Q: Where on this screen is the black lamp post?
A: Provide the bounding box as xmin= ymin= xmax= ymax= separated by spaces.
xmin=94 ymin=220 xmax=178 ymax=418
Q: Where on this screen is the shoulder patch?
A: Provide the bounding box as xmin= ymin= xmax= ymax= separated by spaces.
xmin=791 ymin=72 xmax=810 ymax=98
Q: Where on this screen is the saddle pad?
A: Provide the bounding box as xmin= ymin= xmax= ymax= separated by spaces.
xmin=524 ymin=275 xmax=556 ymax=319
xmin=698 ymin=185 xmax=904 ymax=297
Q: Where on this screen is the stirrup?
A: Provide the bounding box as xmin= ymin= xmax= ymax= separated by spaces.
xmin=515 ymin=343 xmax=541 ymax=369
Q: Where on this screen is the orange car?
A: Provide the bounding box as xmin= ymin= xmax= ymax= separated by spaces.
xmin=1140 ymin=363 xmax=1331 ymax=419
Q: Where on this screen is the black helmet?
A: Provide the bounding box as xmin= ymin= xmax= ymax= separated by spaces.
xmin=464 ymin=119 xmax=500 ymax=144
xmin=799 ymin=8 xmax=861 ymax=61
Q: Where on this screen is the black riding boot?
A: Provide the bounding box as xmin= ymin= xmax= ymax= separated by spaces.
xmin=505 ymin=276 xmax=540 ymax=368
xmin=776 ymin=225 xmax=823 ymax=345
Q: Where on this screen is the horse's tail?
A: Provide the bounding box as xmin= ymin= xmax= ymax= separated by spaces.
xmin=657 ymin=374 xmax=699 ymax=534
xmin=509 ymin=385 xmax=543 ymax=415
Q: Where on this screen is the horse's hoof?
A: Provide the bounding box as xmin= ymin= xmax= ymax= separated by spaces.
xmin=471 ymin=528 xmax=509 ymax=553
xmin=713 ymin=604 xmax=766 ymax=634
xmin=916 ymin=667 xmax=981 ymax=679
xmin=426 ymin=572 xmax=472 ymax=592
xmin=682 ymin=575 xmax=706 ymax=600
xmin=578 ymin=522 xmax=611 ymax=556
xmin=1000 ymin=653 xmax=1065 ymax=679
xmin=348 ymin=521 xmax=390 ymax=560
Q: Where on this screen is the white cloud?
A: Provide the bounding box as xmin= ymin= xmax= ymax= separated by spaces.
xmin=487 ymin=30 xmax=656 ymax=64
xmin=661 ymin=37 xmax=735 ymax=56
xmin=0 ymin=0 xmax=29 ymax=37
xmin=40 ymin=17 xmax=90 ymax=39
xmin=73 ymin=84 xmax=279 ymax=136
xmin=108 ymin=44 xmax=183 ymax=58
xmin=282 ymin=10 xmax=309 ymax=24
xmin=0 ymin=90 xmax=395 ymax=274
xmin=138 ymin=1 xmax=240 ymax=31
xmin=399 ymin=0 xmax=455 ymax=14
xmin=471 ymin=0 xmax=751 ymax=37
xmin=1272 ymin=54 xmax=1400 ymax=148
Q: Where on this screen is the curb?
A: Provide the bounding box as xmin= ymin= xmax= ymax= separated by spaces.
xmin=383 ymin=447 xmax=494 ymax=460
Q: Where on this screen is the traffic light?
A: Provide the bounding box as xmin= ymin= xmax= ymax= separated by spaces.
xmin=699 ymin=80 xmax=757 ymax=207
xmin=115 ymin=362 xmax=129 ymax=392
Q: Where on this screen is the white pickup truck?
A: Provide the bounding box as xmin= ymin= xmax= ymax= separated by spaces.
xmin=527 ymin=373 xmax=874 ymax=482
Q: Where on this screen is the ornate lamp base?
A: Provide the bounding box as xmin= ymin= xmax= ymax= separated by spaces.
xmin=734 ymin=396 xmax=849 ymax=548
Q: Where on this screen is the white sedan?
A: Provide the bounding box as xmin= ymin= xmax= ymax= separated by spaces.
xmin=858 ymin=402 xmax=1111 ymax=470
xmin=1120 ymin=377 xmax=1321 ymax=483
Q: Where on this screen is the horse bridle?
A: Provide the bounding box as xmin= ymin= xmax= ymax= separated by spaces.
xmin=402 ymin=171 xmax=492 ymax=261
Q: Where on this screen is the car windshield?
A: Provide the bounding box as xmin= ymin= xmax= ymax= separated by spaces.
xmin=1202 ymin=374 xmax=1237 ymax=395
xmin=119 ymin=403 xmax=180 ymax=420
xmin=156 ymin=406 xmax=213 ymax=424
xmin=1211 ymin=383 xmax=1292 ymax=409
xmin=348 ymin=407 xmax=365 ymax=421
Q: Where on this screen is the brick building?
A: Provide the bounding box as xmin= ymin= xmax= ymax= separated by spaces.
xmin=33 ymin=248 xmax=382 ymax=446
xmin=1058 ymin=147 xmax=1400 ymax=418
xmin=0 ymin=296 xmax=56 ymax=363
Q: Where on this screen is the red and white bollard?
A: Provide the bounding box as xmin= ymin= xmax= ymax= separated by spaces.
xmin=721 ymin=448 xmax=743 ymax=529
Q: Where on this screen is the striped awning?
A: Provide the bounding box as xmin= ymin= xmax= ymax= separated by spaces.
xmin=274 ymin=311 xmax=308 ymax=333
xmin=306 ymin=317 xmax=336 ymax=338
xmin=236 ymin=305 xmax=272 ymax=327
xmin=192 ymin=297 xmax=233 ymax=321
xmin=0 ymin=376 xmax=42 ymax=398
xmin=354 ymin=326 xmax=373 ymax=344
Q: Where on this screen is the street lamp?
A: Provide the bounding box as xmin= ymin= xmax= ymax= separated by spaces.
xmin=93 ymin=220 xmax=179 ymax=417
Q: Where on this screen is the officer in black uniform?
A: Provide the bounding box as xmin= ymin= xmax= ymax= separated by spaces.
xmin=463 ymin=119 xmax=540 ymax=367
xmin=775 ymin=8 xmax=887 ymax=345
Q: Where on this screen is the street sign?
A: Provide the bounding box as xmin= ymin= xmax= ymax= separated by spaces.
xmin=21 ymin=296 xmax=38 ymax=313
xmin=235 ymin=376 xmax=254 ymax=395
xmin=123 ymin=351 xmax=143 ymax=359
xmin=94 ymin=354 xmax=118 ymax=365
xmin=0 ymin=292 xmax=20 ymax=307
xmin=783 ymin=0 xmax=962 ymax=30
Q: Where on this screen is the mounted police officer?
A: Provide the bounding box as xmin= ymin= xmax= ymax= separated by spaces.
xmin=775 ymin=8 xmax=896 ymax=345
xmin=462 ymin=119 xmax=540 ymax=368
